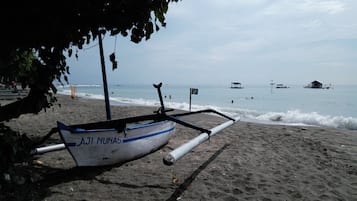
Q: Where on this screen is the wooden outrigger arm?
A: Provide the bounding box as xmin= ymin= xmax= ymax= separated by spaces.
xmin=163 ymin=116 xmax=240 ymax=166
xmin=153 ymin=83 xmax=240 ymax=165
xmin=152 ymin=83 xmax=237 ymax=133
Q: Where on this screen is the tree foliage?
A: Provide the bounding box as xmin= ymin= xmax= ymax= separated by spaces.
xmin=0 ymin=0 xmax=179 ymax=122
xmin=0 ymin=0 xmax=180 ymax=192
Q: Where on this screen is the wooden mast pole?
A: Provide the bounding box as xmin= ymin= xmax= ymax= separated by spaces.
xmin=98 ymin=33 xmax=112 ymax=120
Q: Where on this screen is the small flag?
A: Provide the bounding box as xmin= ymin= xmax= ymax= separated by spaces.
xmin=190 ymin=88 xmax=198 ymax=95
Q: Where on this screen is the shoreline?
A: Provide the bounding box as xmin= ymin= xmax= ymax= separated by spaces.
xmin=56 ymin=88 xmax=357 ymax=131
xmin=2 ymin=94 xmax=357 ymax=200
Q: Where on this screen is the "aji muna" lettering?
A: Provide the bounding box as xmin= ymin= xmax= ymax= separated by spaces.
xmin=77 ymin=136 xmax=122 ymax=146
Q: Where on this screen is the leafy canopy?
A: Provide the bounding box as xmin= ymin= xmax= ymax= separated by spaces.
xmin=0 ymin=0 xmax=179 ymax=121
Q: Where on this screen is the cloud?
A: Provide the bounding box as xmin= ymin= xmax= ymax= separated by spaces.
xmin=301 ymin=19 xmax=322 ymax=28
xmin=300 ymin=0 xmax=345 ymax=14
xmin=263 ymin=0 xmax=345 ymax=16
xmin=68 ymin=0 xmax=357 ymax=85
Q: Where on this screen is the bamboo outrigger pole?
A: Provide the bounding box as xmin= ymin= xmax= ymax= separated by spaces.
xmin=31 ymin=143 xmax=65 ymax=155
xmin=163 ymin=116 xmax=240 ymax=166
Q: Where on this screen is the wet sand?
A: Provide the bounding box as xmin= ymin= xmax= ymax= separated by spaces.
xmin=2 ymin=95 xmax=357 ymax=200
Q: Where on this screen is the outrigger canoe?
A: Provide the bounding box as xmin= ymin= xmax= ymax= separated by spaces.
xmin=57 ymin=120 xmax=175 ymax=166
xmin=32 ymin=83 xmax=239 ymax=167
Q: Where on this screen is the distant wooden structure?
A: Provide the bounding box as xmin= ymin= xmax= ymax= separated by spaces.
xmin=231 ymin=82 xmax=243 ymax=89
xmin=304 ymin=80 xmax=323 ymax=88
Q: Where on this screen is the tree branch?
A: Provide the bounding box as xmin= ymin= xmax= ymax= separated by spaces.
xmin=0 ymin=89 xmax=49 ymax=122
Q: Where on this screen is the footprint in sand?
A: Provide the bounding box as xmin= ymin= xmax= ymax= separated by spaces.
xmin=232 ymin=188 xmax=243 ymax=195
xmin=245 ymin=186 xmax=258 ymax=194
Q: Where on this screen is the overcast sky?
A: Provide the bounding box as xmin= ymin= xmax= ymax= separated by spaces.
xmin=67 ymin=0 xmax=357 ymax=86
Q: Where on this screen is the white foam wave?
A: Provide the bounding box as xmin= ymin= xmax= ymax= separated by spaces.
xmin=74 ymin=84 xmax=101 ymax=88
xmin=57 ymin=91 xmax=357 ymax=130
xmin=55 ymin=84 xmax=101 ymax=89
xmin=254 ymin=110 xmax=357 ymax=130
xmin=59 ymin=90 xmax=105 ymax=100
xmin=117 ymin=97 xmax=357 ymax=130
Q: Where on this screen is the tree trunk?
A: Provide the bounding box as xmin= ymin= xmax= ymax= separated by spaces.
xmin=0 ymin=89 xmax=49 ymax=122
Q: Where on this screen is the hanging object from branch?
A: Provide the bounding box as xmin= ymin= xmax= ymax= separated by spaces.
xmin=109 ymin=52 xmax=118 ymax=70
xmin=110 ymin=35 xmax=118 ymax=71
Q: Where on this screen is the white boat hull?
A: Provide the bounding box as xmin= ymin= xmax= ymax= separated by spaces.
xmin=58 ymin=121 xmax=176 ymax=166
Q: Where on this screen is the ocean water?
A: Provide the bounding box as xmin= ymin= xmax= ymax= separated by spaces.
xmin=57 ymin=84 xmax=357 ymax=130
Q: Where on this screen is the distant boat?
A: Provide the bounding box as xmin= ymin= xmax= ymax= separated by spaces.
xmin=323 ymin=83 xmax=333 ymax=89
xmin=276 ymin=84 xmax=289 ymax=88
xmin=304 ymin=80 xmax=331 ymax=89
xmin=231 ymin=82 xmax=243 ymax=89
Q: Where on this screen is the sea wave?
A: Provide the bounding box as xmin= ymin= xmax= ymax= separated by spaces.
xmin=253 ymin=110 xmax=357 ymax=130
xmin=56 ymin=84 xmax=101 ymax=88
xmin=57 ymin=90 xmax=357 ymax=130
xmin=71 ymin=84 xmax=102 ymax=88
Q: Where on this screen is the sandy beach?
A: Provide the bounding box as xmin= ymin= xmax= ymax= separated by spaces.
xmin=2 ymin=95 xmax=357 ymax=201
